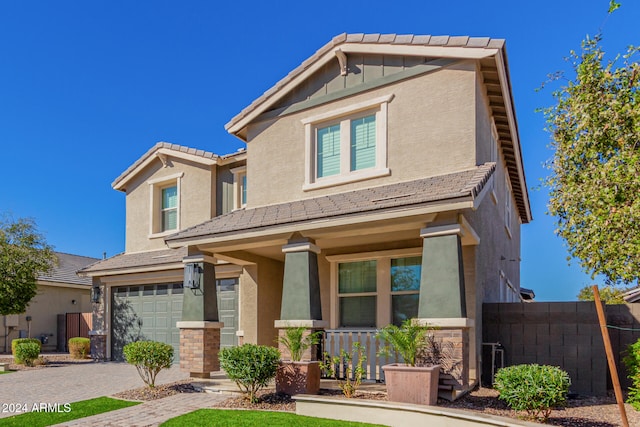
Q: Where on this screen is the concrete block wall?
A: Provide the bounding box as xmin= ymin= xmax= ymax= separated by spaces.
xmin=483 ymin=302 xmax=607 ymax=395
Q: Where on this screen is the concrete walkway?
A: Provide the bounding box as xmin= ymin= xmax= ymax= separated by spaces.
xmin=56 ymin=393 xmax=228 ymax=426
xmin=0 ymin=360 xmax=254 ymax=426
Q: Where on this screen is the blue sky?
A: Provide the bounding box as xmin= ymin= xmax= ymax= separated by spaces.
xmin=1 ymin=1 xmax=637 ymax=301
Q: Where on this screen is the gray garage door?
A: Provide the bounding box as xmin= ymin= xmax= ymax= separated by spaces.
xmin=111 ymin=283 xmax=183 ymax=362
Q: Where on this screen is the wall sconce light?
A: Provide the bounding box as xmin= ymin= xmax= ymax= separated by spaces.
xmin=71 ymin=299 xmax=77 ymax=305
xmin=184 ymin=263 xmax=202 ymax=289
xmin=91 ymin=286 xmax=102 ymax=304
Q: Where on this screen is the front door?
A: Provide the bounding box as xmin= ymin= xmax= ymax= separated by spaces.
xmin=216 ymin=278 xmax=239 ymax=348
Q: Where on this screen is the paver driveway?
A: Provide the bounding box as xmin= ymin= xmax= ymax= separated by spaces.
xmin=0 ymin=362 xmax=190 ymax=419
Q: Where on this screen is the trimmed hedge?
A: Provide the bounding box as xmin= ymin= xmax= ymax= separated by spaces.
xmin=15 ymin=342 xmax=41 ymax=367
xmin=11 ymin=338 xmax=41 ymax=365
xmin=69 ymin=337 xmax=91 ymax=359
xmin=219 ymin=344 xmax=280 ymax=403
xmin=494 ymin=364 xmax=570 ymax=422
xmin=123 ymin=341 xmax=173 ymax=388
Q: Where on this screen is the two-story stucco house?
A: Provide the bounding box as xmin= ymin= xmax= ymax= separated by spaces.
xmin=82 ymin=33 xmax=530 ymax=393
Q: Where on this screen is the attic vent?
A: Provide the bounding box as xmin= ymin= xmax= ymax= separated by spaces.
xmin=371 ymin=192 xmax=416 ymax=203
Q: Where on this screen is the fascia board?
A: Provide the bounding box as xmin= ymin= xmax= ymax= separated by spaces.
xmin=79 ymin=262 xmax=185 ymax=277
xmin=494 ymin=51 xmax=532 ymax=222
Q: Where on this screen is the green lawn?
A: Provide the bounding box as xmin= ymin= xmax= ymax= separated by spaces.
xmin=161 ymin=409 xmax=386 ymax=427
xmin=1 ymin=396 xmax=139 ymax=427
xmin=0 ymin=370 xmax=13 ymax=374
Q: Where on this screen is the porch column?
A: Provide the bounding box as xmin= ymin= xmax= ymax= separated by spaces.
xmin=178 ymin=254 xmax=223 ymax=378
xmin=418 ymin=224 xmax=466 ymax=318
xmin=417 ymin=223 xmax=472 ymax=398
xmin=275 ymin=237 xmax=326 ymax=361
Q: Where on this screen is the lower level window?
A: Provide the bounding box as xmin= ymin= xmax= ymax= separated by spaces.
xmin=338 ymin=256 xmax=421 ymax=328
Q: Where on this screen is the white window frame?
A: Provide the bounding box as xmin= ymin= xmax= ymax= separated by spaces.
xmin=148 ymin=172 xmax=183 ymax=238
xmin=327 ymin=247 xmax=421 ymax=329
xmin=231 ymin=166 xmax=247 ymax=209
xmin=302 ymin=94 xmax=393 ymax=191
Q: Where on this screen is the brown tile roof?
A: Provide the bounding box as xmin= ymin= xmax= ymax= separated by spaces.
xmin=166 ymin=163 xmax=495 ymax=243
xmin=225 ymin=33 xmax=505 ymax=132
xmin=38 ymin=252 xmax=100 ymax=286
xmin=79 ymin=247 xmax=188 ymax=275
xmin=112 ymin=142 xmax=219 ymax=189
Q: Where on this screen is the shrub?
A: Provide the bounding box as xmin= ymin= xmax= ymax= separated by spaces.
xmin=15 ymin=342 xmax=41 ymax=367
xmin=123 ymin=341 xmax=173 ymax=388
xmin=11 ymin=338 xmax=41 ymax=365
xmin=321 ymin=342 xmax=367 ymax=398
xmin=219 ymin=344 xmax=280 ymax=403
xmin=494 ymin=364 xmax=571 ymax=422
xmin=277 ymin=327 xmax=322 ymax=361
xmin=623 ymin=337 xmax=640 ymax=410
xmin=69 ymin=337 xmax=91 ymax=359
xmin=376 ymin=318 xmax=431 ymax=366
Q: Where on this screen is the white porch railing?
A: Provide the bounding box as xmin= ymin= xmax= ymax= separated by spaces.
xmin=323 ymin=329 xmax=399 ymax=382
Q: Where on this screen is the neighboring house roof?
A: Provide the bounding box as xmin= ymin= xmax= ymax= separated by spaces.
xmin=112 ymin=142 xmax=219 ymax=192
xmin=224 ymin=32 xmax=531 ymax=224
xmin=166 ymin=163 xmax=495 ymax=245
xmin=78 ymin=247 xmax=188 ymax=276
xmin=38 ymin=252 xmax=99 ymax=286
xmin=624 ymin=287 xmax=640 ymax=303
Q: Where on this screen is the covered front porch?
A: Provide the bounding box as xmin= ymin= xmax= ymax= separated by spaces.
xmin=174 ymin=211 xmax=480 ymax=395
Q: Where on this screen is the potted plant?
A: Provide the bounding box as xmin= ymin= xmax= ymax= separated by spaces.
xmin=377 ymin=318 xmax=440 ymax=405
xmin=275 ymin=327 xmax=322 ymax=395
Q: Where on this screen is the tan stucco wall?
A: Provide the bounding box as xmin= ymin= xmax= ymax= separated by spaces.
xmin=245 ymin=61 xmax=478 ymax=208
xmin=1 ymin=284 xmax=91 ymax=352
xmin=123 ymin=157 xmax=216 ymax=253
xmin=238 ymin=256 xmax=284 ymax=347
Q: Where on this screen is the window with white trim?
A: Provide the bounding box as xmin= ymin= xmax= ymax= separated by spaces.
xmin=161 ymin=186 xmax=178 ymax=231
xmin=337 ymin=255 xmax=421 ymax=328
xmin=302 ymin=94 xmax=392 ymax=190
xmin=231 ymin=166 xmax=247 ymax=209
xmin=148 ymin=172 xmax=183 ymax=236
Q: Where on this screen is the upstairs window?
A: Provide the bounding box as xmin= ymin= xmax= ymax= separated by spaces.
xmin=148 ymin=172 xmax=183 ymax=237
xmin=302 ymin=94 xmax=393 ymax=190
xmin=161 ymin=186 xmax=178 ymax=231
xmin=350 ymin=115 xmax=376 ymax=171
xmin=231 ymin=166 xmax=247 ymax=209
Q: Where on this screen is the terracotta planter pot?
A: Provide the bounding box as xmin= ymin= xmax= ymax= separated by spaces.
xmin=276 ymin=360 xmax=321 ymax=395
xmin=382 ymin=363 xmax=441 ymax=406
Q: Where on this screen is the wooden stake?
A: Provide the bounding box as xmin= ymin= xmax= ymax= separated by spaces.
xmin=592 ymin=285 xmax=629 ymax=427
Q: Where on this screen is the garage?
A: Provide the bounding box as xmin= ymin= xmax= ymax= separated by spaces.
xmin=111 ymin=279 xmax=239 ymax=361
xmin=111 ymin=283 xmax=184 ymax=361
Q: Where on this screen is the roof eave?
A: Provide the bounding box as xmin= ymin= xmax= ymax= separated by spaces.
xmin=166 ymin=196 xmax=476 ymax=249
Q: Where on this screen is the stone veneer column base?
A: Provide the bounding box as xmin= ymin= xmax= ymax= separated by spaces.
xmin=88 ymin=331 xmax=107 ymax=361
xmin=414 ymin=318 xmax=472 ymax=396
xmin=177 ymin=321 xmax=223 ymax=378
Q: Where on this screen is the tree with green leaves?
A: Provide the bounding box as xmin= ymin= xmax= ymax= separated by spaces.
xmin=543 ymin=2 xmax=639 ymax=287
xmin=0 ymin=215 xmax=56 ymax=315
xmin=576 ymin=284 xmax=628 ymax=304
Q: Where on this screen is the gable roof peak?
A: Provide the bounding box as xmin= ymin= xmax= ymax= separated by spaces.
xmin=112 ymin=142 xmax=220 ymax=191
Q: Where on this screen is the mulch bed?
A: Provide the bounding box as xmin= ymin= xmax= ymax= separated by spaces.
xmin=0 ymin=355 xmax=93 ymax=371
